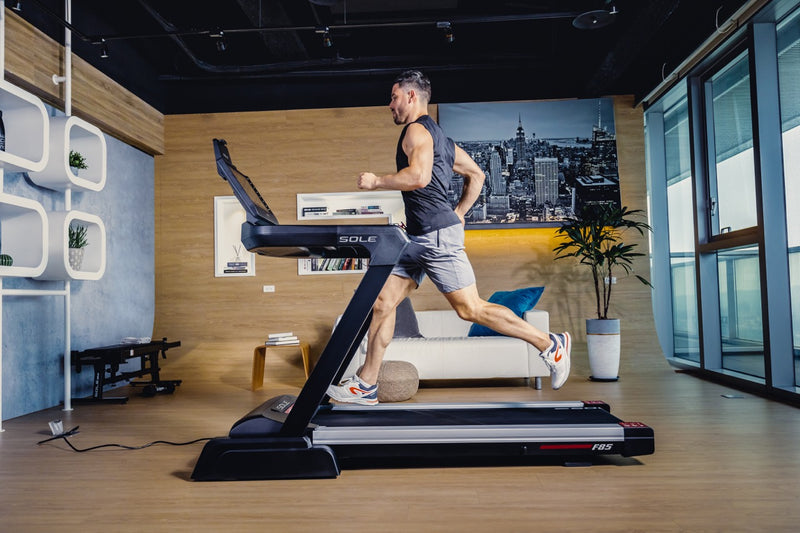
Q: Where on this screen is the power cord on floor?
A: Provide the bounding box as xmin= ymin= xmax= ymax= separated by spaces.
xmin=37 ymin=420 xmax=213 ymax=452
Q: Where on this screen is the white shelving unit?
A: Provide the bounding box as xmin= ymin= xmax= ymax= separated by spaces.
xmin=296 ymin=191 xmax=405 ymax=223
xmin=296 ymin=191 xmax=403 ymax=275
xmin=36 ymin=211 xmax=106 ymax=281
xmin=0 ymin=193 xmax=48 ymax=278
xmin=0 ymin=79 xmax=49 ymax=173
xmin=0 ymin=77 xmax=53 ymax=431
xmin=28 ymin=115 xmax=107 ymax=191
xmin=0 ymin=5 xmax=108 ymax=428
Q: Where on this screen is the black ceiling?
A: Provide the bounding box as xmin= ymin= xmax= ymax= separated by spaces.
xmin=15 ymin=0 xmax=750 ymax=114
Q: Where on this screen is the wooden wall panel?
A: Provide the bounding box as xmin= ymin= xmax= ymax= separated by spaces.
xmin=154 ymin=96 xmax=661 ymax=378
xmin=4 ymin=8 xmax=164 ymax=155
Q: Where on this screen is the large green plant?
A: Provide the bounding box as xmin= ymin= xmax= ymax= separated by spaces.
xmin=553 ymin=204 xmax=652 ymax=320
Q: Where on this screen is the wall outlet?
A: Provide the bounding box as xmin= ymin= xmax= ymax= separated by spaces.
xmin=604 ymin=276 xmax=617 ymax=285
xmin=262 ymin=285 xmax=275 ymax=293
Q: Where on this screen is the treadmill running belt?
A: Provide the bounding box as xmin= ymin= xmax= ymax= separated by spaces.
xmin=314 ymin=406 xmax=617 ymax=427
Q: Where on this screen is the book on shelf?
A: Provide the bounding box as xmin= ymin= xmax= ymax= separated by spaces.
xmin=265 ymin=337 xmax=299 ymax=346
xmin=302 ymin=206 xmax=328 ymax=216
xmin=332 ymin=208 xmax=359 ymax=216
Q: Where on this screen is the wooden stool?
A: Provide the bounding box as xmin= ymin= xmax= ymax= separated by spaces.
xmin=252 ymin=342 xmax=311 ymax=390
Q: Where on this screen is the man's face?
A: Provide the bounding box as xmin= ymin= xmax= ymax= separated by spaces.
xmin=389 ymin=83 xmax=412 ymax=125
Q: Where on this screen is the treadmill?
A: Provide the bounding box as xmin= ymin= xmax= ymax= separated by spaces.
xmin=191 ymin=139 xmax=654 ymax=481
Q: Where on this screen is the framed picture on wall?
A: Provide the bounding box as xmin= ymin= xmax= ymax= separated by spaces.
xmin=213 ymin=196 xmax=255 ymax=277
xmin=438 ymin=98 xmax=621 ymax=229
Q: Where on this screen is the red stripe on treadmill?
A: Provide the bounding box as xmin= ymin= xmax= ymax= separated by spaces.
xmin=540 ymin=444 xmax=594 ymax=450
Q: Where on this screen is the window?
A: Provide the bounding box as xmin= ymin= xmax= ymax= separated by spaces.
xmin=664 ymin=89 xmax=699 ymax=362
xmin=644 ymin=0 xmax=800 ymax=401
xmin=718 ymin=245 xmax=764 ymax=378
xmin=777 ymin=7 xmax=800 ymax=385
xmin=706 ymin=50 xmax=758 ymax=235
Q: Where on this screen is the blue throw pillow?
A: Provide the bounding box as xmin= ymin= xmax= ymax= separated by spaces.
xmin=467 ymin=287 xmax=545 ymax=337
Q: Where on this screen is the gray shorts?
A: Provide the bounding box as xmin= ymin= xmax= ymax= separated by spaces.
xmin=392 ymin=223 xmax=476 ymax=293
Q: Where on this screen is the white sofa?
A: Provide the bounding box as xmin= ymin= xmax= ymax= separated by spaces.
xmin=340 ymin=309 xmax=552 ymax=389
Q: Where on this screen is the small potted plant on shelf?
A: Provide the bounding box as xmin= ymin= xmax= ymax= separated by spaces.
xmin=552 ymin=203 xmax=652 ymax=381
xmin=68 ymin=223 xmax=89 ymax=271
xmin=68 ymin=150 xmax=88 ymax=177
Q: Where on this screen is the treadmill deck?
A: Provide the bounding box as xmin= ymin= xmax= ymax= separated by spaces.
xmin=312 ymin=401 xmax=634 ymax=446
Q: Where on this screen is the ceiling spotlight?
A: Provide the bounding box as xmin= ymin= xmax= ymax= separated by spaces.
xmin=315 ymin=26 xmax=333 ymax=48
xmin=99 ymin=39 xmax=109 ymax=59
xmin=572 ymin=9 xmax=617 ymax=30
xmin=437 ymin=21 xmax=454 ymax=44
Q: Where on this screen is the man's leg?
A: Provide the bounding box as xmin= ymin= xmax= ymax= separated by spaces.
xmin=358 ymin=274 xmax=417 ymax=385
xmin=443 ymin=283 xmax=571 ymax=389
xmin=443 ymin=284 xmax=549 ymax=349
xmin=326 ymin=274 xmax=416 ymax=404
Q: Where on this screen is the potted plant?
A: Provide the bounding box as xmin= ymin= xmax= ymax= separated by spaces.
xmin=553 ymin=204 xmax=652 ymax=381
xmin=68 ymin=223 xmax=89 ymax=271
xmin=68 ymin=150 xmax=88 ymax=176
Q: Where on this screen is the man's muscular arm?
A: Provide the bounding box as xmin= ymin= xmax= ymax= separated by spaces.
xmin=358 ymin=123 xmax=433 ymax=191
xmin=452 ymin=144 xmax=485 ymax=223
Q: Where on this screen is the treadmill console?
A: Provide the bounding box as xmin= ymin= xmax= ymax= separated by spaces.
xmin=213 ymin=138 xmax=280 ymax=226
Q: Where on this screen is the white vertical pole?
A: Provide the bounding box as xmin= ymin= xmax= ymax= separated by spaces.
xmin=63 ymin=0 xmax=73 ymax=412
xmin=1 ymin=0 xmax=7 ymax=432
xmin=64 ymin=0 xmax=71 ymax=117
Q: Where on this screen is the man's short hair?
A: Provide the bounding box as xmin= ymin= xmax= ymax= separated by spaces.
xmin=394 ymin=70 xmax=432 ymax=103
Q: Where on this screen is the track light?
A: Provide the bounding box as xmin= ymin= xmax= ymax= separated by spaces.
xmin=11 ymin=1 xmax=22 ymax=12
xmin=572 ymin=7 xmax=618 ymax=30
xmin=210 ymin=29 xmax=227 ymax=52
xmin=315 ymin=26 xmax=333 ymax=48
xmin=437 ymin=21 xmax=454 ymax=44
xmin=99 ymin=39 xmax=109 ymax=59
xmin=216 ymin=32 xmax=227 ymax=52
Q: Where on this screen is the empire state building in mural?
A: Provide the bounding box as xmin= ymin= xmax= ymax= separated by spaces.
xmin=439 ymin=98 xmax=622 ymax=228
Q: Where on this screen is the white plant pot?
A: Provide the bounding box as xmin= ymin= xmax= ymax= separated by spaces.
xmin=68 ymin=247 xmax=84 ymax=271
xmin=586 ymin=318 xmax=620 ymax=381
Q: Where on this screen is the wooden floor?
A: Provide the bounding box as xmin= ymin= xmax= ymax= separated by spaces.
xmin=1 ymin=339 xmax=799 ymax=532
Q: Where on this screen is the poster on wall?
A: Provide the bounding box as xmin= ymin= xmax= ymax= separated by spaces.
xmin=214 ymin=196 xmax=255 ymax=277
xmin=438 ymin=98 xmax=621 ymax=228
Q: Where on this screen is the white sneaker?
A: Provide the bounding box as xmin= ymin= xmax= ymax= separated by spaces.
xmin=540 ymin=332 xmax=571 ymax=390
xmin=326 ymin=375 xmax=379 ymax=405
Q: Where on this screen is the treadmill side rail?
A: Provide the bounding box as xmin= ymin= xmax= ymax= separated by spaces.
xmin=620 ymin=422 xmax=656 ymax=456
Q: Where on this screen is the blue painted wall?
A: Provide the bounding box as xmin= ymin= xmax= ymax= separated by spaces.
xmin=2 ymin=106 xmax=155 ymax=420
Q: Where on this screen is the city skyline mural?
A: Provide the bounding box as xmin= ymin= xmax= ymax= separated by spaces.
xmin=438 ymin=98 xmax=622 ymax=228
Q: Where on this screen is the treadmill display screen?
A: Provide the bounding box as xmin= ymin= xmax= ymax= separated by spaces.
xmin=213 ymin=139 xmax=280 ymax=226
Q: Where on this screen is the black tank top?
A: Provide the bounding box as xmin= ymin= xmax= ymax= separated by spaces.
xmin=396 ymin=115 xmax=460 ymax=235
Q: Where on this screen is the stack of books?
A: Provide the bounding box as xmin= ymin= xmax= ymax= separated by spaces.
xmin=265 ymin=332 xmax=299 ymax=346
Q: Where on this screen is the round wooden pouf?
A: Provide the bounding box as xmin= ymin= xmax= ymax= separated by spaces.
xmin=377 ymin=360 xmax=419 ymax=402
